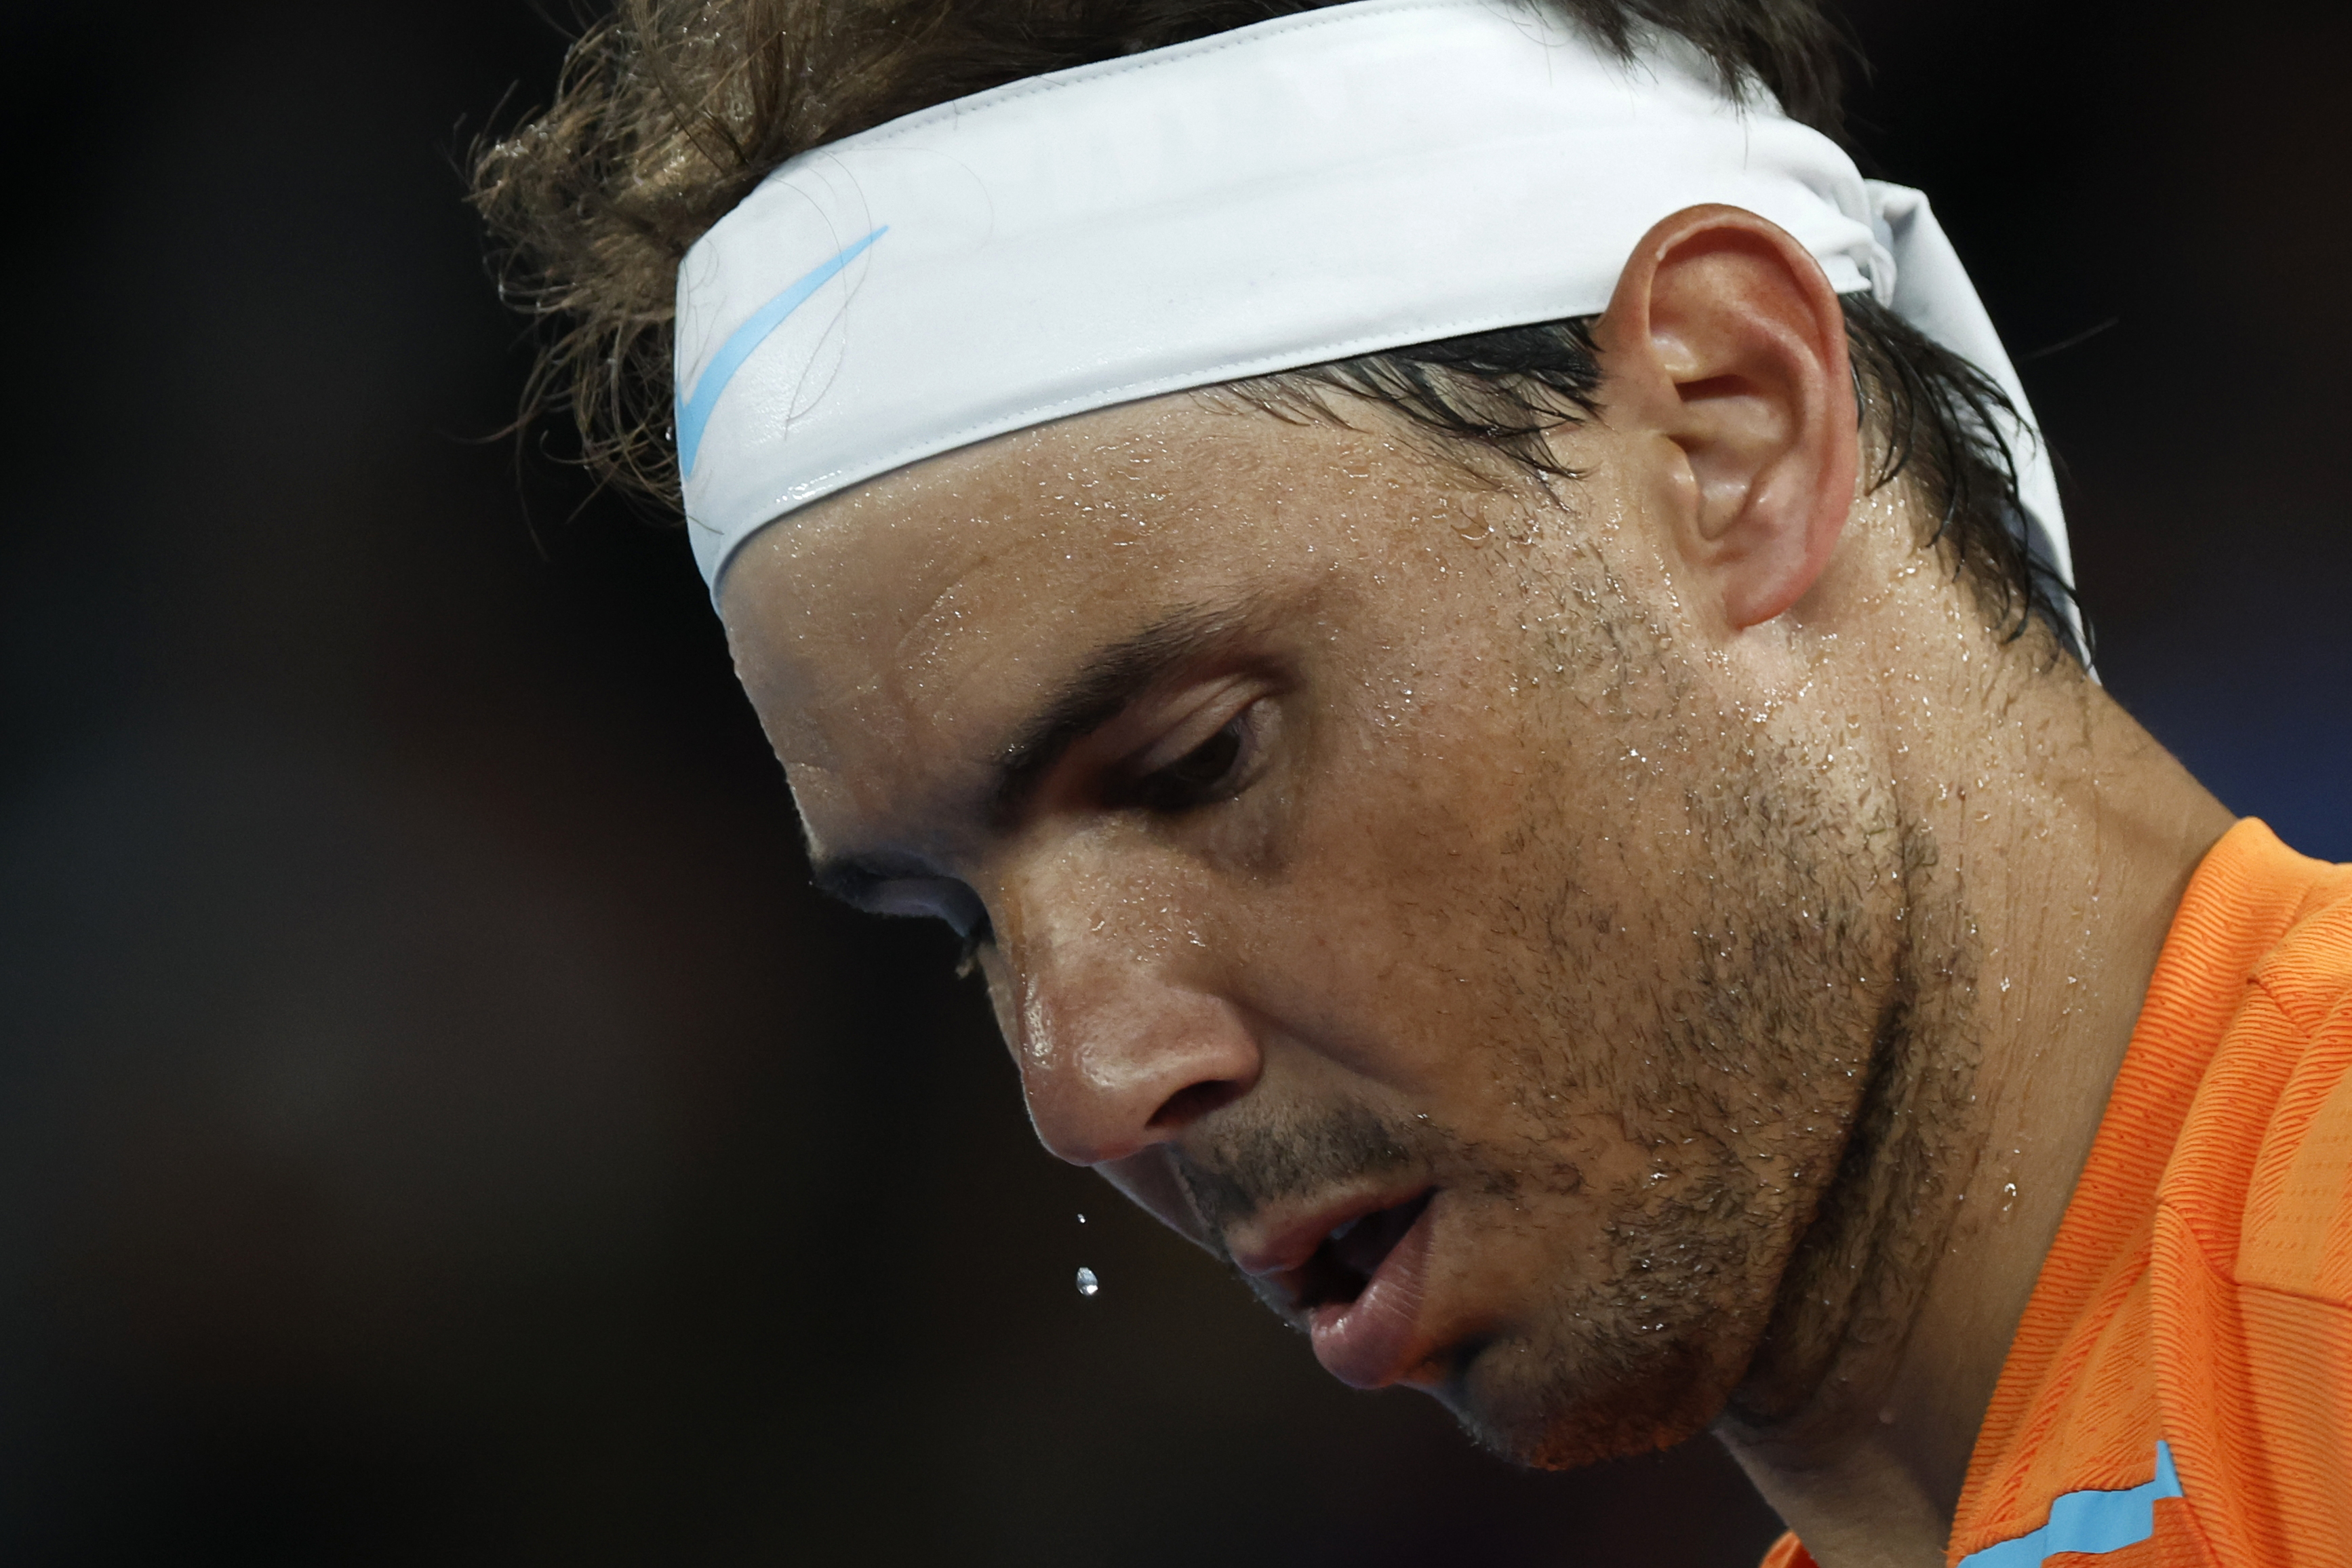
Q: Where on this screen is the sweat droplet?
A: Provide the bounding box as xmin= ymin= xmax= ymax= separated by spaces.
xmin=1075 ymin=1267 xmax=1100 ymax=1298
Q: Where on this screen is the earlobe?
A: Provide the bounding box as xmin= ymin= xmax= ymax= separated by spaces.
xmin=1593 ymin=205 xmax=1858 ymax=632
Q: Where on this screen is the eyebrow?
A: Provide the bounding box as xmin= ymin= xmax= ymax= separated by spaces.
xmin=808 ymin=603 xmax=1245 ymax=906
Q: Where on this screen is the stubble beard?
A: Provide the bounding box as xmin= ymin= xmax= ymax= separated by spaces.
xmin=1173 ymin=698 xmax=1930 ymax=1472
xmin=1175 ymin=513 xmax=1976 ymax=1472
xmin=1452 ymin=725 xmax=1924 ymax=1470
xmin=1445 ymin=527 xmax=1978 ymax=1471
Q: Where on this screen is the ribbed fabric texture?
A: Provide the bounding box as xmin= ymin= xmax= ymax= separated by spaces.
xmin=1763 ymin=820 xmax=2352 ymax=1568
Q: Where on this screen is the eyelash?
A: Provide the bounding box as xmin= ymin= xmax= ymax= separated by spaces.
xmin=955 ymin=921 xmax=992 ymax=980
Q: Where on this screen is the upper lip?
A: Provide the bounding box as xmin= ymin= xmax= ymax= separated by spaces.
xmin=1227 ymin=1182 xmax=1433 ymax=1300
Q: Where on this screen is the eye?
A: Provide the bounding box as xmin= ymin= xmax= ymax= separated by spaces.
xmin=1125 ymin=710 xmax=1254 ymax=813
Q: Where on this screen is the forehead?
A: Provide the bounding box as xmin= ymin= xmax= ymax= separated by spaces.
xmin=717 ymin=395 xmax=1487 ymax=821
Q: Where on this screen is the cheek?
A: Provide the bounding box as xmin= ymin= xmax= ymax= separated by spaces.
xmin=1218 ymin=704 xmax=1587 ymax=1095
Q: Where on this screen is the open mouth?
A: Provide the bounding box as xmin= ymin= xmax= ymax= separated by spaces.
xmin=1290 ymin=1188 xmax=1435 ymax=1314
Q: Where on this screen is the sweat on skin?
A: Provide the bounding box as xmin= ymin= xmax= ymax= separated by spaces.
xmin=718 ymin=209 xmax=2233 ymax=1568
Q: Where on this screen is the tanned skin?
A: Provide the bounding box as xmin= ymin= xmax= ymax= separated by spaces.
xmin=719 ymin=206 xmax=2234 ymax=1567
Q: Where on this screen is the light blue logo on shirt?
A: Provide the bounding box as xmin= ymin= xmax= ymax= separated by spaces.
xmin=676 ymin=226 xmax=889 ymax=479
xmin=1955 ymin=1441 xmax=2184 ymax=1567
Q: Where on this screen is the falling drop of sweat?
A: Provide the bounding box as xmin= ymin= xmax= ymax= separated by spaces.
xmin=1075 ymin=1266 xmax=1100 ymax=1298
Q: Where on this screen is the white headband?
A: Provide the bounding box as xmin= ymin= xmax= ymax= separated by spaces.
xmin=675 ymin=0 xmax=2075 ymax=641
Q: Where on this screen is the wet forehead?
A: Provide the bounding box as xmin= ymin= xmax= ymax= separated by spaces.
xmin=718 ymin=397 xmax=1441 ymax=808
xmin=724 ymin=464 xmax=1082 ymax=771
xmin=723 ymin=407 xmax=1212 ymax=767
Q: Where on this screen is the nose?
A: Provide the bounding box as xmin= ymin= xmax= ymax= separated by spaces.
xmin=993 ymin=856 xmax=1260 ymax=1169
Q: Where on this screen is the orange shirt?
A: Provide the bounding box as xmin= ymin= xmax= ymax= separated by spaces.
xmin=1763 ymin=820 xmax=2352 ymax=1568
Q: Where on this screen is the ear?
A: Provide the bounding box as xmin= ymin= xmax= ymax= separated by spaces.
xmin=1592 ymin=205 xmax=1858 ymax=631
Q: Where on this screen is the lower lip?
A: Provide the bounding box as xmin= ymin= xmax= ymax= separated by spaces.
xmin=1307 ymin=1198 xmax=1437 ymax=1390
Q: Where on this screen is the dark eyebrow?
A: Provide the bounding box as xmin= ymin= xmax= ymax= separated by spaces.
xmin=804 ymin=605 xmax=1249 ymax=907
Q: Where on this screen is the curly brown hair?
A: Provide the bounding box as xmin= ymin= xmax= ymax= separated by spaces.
xmin=471 ymin=0 xmax=2082 ymax=657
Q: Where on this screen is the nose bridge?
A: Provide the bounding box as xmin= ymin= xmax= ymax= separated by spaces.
xmin=997 ymin=839 xmax=1258 ymax=1167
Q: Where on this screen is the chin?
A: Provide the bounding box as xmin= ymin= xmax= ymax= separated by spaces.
xmin=1436 ymin=1327 xmax=1732 ymax=1472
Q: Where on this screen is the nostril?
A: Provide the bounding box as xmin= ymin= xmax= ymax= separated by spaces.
xmin=1149 ymin=1078 xmax=1244 ymax=1130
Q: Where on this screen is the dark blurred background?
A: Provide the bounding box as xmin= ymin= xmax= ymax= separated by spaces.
xmin=3 ymin=1 xmax=2345 ymax=1563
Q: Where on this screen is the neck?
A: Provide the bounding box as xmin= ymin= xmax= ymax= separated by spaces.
xmin=1712 ymin=637 xmax=2234 ymax=1568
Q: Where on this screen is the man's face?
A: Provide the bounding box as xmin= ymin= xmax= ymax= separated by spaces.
xmin=723 ymin=395 xmax=1905 ymax=1466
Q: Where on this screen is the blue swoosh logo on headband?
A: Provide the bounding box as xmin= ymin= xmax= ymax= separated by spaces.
xmin=676 ymin=225 xmax=888 ymax=479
